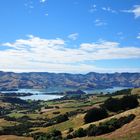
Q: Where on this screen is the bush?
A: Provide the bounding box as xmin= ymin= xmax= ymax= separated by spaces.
xmin=33 ymin=130 xmax=62 ymax=140
xmin=50 ymin=129 xmax=62 ymax=137
xmin=73 ymin=128 xmax=86 ymax=138
xmin=101 ymin=118 xmax=119 ymax=129
xmin=84 ymin=107 xmax=108 ymax=123
xmin=54 ymin=114 xmax=68 ymax=123
xmin=86 ymin=124 xmax=98 ymax=136
xmin=53 ymin=111 xmax=60 ymax=114
xmin=68 ymin=127 xmax=73 ymax=133
xmin=66 ymin=134 xmax=73 ymax=139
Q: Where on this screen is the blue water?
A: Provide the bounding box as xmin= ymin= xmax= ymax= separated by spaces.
xmin=1 ymin=86 xmax=129 ymax=101
xmin=20 ymin=94 xmax=63 ymax=101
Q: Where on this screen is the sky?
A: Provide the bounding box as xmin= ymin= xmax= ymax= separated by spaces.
xmin=0 ymin=0 xmax=140 ymax=73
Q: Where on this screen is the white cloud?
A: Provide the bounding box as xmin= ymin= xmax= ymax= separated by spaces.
xmin=122 ymin=5 xmax=140 ymax=18
xmin=68 ymin=33 xmax=79 ymax=40
xmin=94 ymin=19 xmax=107 ymax=26
xmin=89 ymin=4 xmax=97 ymax=13
xmin=117 ymin=32 xmax=125 ymax=40
xmin=40 ymin=0 xmax=46 ymax=3
xmin=137 ymin=33 xmax=140 ymax=39
xmin=102 ymin=7 xmax=117 ymax=13
xmin=45 ymin=13 xmax=49 ymax=16
xmin=1 ymin=35 xmax=140 ymax=73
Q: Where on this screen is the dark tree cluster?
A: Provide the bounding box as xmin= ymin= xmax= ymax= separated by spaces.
xmin=103 ymin=95 xmax=139 ymax=112
xmin=1 ymin=96 xmax=27 ymax=105
xmin=84 ymin=107 xmax=108 ymax=123
xmin=111 ymin=89 xmax=132 ymax=96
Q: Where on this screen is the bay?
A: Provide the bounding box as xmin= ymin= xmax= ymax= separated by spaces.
xmin=1 ymin=86 xmax=130 ymax=101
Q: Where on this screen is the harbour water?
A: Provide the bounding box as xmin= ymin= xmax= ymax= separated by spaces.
xmin=1 ymin=87 xmax=130 ymax=101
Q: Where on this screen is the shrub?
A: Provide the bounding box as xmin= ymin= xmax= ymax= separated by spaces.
xmin=84 ymin=107 xmax=108 ymax=123
xmin=33 ymin=130 xmax=62 ymax=140
xmin=53 ymin=111 xmax=60 ymax=114
xmin=68 ymin=127 xmax=74 ymax=133
xmin=50 ymin=129 xmax=62 ymax=137
xmin=73 ymin=128 xmax=86 ymax=138
xmin=86 ymin=124 xmax=98 ymax=136
xmin=66 ymin=134 xmax=73 ymax=139
xmin=54 ymin=114 xmax=68 ymax=123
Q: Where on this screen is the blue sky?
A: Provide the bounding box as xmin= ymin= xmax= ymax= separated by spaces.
xmin=0 ymin=0 xmax=140 ymax=73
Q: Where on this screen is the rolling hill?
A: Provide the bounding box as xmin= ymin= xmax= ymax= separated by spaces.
xmin=0 ymin=71 xmax=140 ymax=90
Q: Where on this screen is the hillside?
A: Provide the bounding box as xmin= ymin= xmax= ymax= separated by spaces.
xmin=0 ymin=71 xmax=140 ymax=90
xmin=74 ymin=106 xmax=140 ymax=140
xmin=0 ymin=88 xmax=140 ymax=140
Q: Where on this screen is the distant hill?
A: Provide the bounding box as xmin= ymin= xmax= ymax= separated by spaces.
xmin=0 ymin=71 xmax=140 ymax=90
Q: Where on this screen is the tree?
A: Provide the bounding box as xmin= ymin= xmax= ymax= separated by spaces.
xmin=73 ymin=128 xmax=86 ymax=137
xmin=86 ymin=124 xmax=98 ymax=136
xmin=84 ymin=107 xmax=108 ymax=123
xmin=103 ymin=97 xmax=121 ymax=112
xmin=121 ymin=95 xmax=139 ymax=110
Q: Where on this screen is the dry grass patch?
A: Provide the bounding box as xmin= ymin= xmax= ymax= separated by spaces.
xmin=0 ymin=135 xmax=33 ymax=140
xmin=131 ymin=88 xmax=140 ymax=95
xmin=0 ymin=119 xmax=18 ymax=129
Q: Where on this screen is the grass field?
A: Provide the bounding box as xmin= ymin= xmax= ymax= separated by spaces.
xmin=0 ymin=135 xmax=33 ymax=140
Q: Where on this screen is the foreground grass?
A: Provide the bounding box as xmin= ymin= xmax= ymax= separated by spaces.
xmin=74 ymin=132 xmax=140 ymax=140
xmin=0 ymin=135 xmax=33 ymax=140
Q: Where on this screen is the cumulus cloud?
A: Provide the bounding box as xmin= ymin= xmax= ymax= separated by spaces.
xmin=1 ymin=35 xmax=140 ymax=73
xmin=40 ymin=0 xmax=46 ymax=3
xmin=89 ymin=4 xmax=97 ymax=13
xmin=68 ymin=33 xmax=79 ymax=40
xmin=137 ymin=33 xmax=140 ymax=39
xmin=45 ymin=13 xmax=49 ymax=16
xmin=94 ymin=19 xmax=107 ymax=26
xmin=102 ymin=7 xmax=117 ymax=13
xmin=122 ymin=5 xmax=140 ymax=18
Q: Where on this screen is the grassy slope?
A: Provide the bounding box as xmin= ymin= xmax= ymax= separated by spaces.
xmin=131 ymin=88 xmax=140 ymax=95
xmin=0 ymin=135 xmax=33 ymax=140
xmin=0 ymin=119 xmax=18 ymax=130
xmin=73 ymin=106 xmax=140 ymax=140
